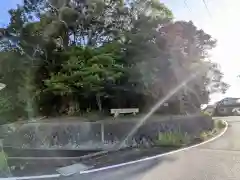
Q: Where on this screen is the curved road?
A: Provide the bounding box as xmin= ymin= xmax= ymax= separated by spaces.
xmin=64 ymin=116 xmax=240 ymax=180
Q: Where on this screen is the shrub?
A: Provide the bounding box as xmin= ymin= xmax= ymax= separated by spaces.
xmin=154 ymin=131 xmax=190 ymax=147
xmin=202 ymin=111 xmax=212 ymax=116
xmin=215 ymin=120 xmax=226 ymax=129
xmin=200 ymin=131 xmax=210 ymax=141
xmin=200 ymin=120 xmax=226 ymax=141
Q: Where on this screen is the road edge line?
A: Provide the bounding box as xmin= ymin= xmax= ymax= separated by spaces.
xmin=79 ymin=120 xmax=228 ymax=174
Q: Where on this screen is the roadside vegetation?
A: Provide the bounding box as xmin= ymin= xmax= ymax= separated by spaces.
xmin=0 ymin=151 xmax=10 ymax=176
xmin=154 ymin=120 xmax=226 ymax=147
xmin=154 ymin=131 xmax=190 ymax=147
xmin=215 ymin=119 xmax=226 ymax=129
xmin=200 ymin=119 xmax=226 ymax=141
xmin=0 ymin=0 xmax=228 ymax=123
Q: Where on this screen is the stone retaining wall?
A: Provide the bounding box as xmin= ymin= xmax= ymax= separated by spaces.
xmin=3 ymin=115 xmax=213 ymax=150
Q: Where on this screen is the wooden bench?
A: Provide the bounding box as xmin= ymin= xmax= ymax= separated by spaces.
xmin=110 ymin=108 xmax=139 ymax=118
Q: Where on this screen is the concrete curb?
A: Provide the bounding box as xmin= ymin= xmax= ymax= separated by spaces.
xmin=0 ymin=120 xmax=228 ymax=180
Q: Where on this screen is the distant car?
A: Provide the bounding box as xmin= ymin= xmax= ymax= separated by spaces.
xmin=214 ymin=97 xmax=240 ymax=116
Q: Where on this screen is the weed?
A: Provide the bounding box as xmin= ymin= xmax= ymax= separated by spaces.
xmin=0 ymin=151 xmax=10 ymax=176
xmin=200 ymin=121 xmax=225 ymax=141
xmin=155 ymin=131 xmax=190 ymax=147
xmin=200 ymin=131 xmax=211 ymax=141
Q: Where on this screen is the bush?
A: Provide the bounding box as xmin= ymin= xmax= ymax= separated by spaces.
xmin=215 ymin=120 xmax=226 ymax=129
xmin=200 ymin=131 xmax=211 ymax=141
xmin=202 ymin=111 xmax=212 ymax=116
xmin=154 ymin=131 xmax=190 ymax=147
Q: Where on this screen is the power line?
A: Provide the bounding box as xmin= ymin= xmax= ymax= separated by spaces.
xmin=183 ymin=0 xmax=212 ymax=18
xmin=202 ymin=0 xmax=212 ymax=18
xmin=183 ymin=0 xmax=192 ymax=13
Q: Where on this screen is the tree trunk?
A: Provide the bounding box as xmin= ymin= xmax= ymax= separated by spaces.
xmin=96 ymin=94 xmax=102 ymax=112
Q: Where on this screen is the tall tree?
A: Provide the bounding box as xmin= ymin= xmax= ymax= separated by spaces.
xmin=44 ymin=43 xmax=125 ymax=113
xmin=0 ymin=0 xmax=229 ymax=120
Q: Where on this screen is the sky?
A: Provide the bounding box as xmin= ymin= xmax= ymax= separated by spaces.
xmin=1 ymin=0 xmax=240 ymax=104
xmin=0 ymin=0 xmax=21 ymax=26
xmin=161 ymin=0 xmax=240 ymax=104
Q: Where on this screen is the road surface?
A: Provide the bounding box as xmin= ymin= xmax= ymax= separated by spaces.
xmin=63 ymin=116 xmax=240 ymax=180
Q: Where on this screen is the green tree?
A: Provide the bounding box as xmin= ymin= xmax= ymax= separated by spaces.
xmin=44 ymin=43 xmax=124 ymax=113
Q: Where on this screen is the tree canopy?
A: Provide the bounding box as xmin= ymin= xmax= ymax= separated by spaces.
xmin=0 ymin=0 xmax=228 ymax=122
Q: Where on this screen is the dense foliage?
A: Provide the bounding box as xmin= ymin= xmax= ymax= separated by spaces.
xmin=0 ymin=0 xmax=228 ymax=122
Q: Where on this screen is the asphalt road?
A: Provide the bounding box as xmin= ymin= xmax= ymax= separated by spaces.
xmin=62 ymin=116 xmax=240 ymax=180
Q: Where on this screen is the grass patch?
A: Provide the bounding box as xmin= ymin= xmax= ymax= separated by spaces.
xmin=199 ymin=130 xmax=216 ymax=141
xmin=154 ymin=131 xmax=190 ymax=147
